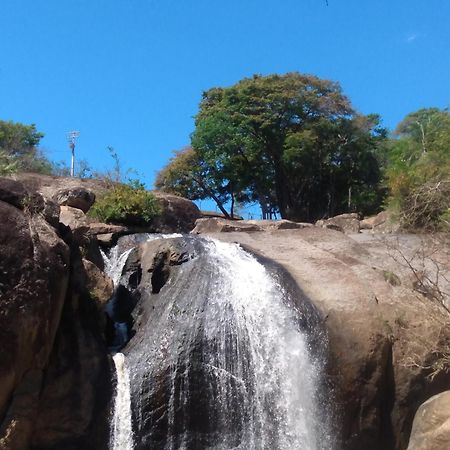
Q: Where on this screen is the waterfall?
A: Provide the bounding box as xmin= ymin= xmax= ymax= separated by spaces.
xmin=111 ymin=353 xmax=134 ymax=450
xmin=106 ymin=233 xmax=183 ymax=450
xmin=125 ymin=237 xmax=332 ymax=450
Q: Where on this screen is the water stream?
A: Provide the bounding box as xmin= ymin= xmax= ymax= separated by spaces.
xmin=119 ymin=236 xmax=332 ymax=450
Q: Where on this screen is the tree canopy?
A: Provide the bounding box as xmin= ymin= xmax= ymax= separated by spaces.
xmin=157 ymin=73 xmax=387 ymax=220
xmin=0 ymin=120 xmax=51 ymax=175
xmin=386 ymin=107 xmax=450 ymax=229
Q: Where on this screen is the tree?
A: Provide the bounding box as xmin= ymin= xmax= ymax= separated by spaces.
xmin=189 ymin=73 xmax=386 ymax=221
xmin=0 ymin=120 xmax=52 ymax=174
xmin=387 ymin=108 xmax=450 ymax=230
xmin=155 ymin=146 xmax=234 ymax=218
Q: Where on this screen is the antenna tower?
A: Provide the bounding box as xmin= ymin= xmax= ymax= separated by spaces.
xmin=67 ymin=131 xmax=80 ymax=177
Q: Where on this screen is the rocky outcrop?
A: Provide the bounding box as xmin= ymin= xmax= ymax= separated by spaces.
xmin=316 ymin=212 xmax=360 ymax=233
xmin=53 ymin=187 xmax=96 ymax=213
xmin=361 ymin=211 xmax=400 ymax=233
xmin=0 ymin=188 xmax=69 ymax=450
xmin=202 ymin=228 xmax=450 ymax=450
xmin=152 ymin=191 xmax=200 ymax=233
xmin=407 ymin=391 xmax=450 ymax=450
xmin=192 ymin=217 xmax=314 ymax=234
xmin=15 ymin=173 xmax=201 ymax=234
xmin=0 ymin=177 xmax=112 ymax=449
xmin=191 ymin=217 xmax=263 ymax=233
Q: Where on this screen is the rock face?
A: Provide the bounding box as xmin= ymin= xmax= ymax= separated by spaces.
xmin=202 ymin=228 xmax=450 ymax=450
xmin=53 ymin=187 xmax=96 ymax=213
xmin=407 ymin=391 xmax=450 ymax=450
xmin=15 ymin=173 xmax=201 ymax=234
xmin=316 ymin=212 xmax=361 ymax=233
xmin=192 ymin=217 xmax=314 ymax=234
xmin=191 ymin=217 xmax=263 ymax=233
xmin=0 ymin=177 xmax=112 ymax=450
xmin=152 ymin=191 xmax=201 ymax=233
xmin=361 ymin=211 xmax=400 ymax=233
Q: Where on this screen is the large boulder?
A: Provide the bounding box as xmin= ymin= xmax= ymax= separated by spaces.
xmin=0 ymin=185 xmax=70 ymax=449
xmin=59 ymin=206 xmax=91 ymax=243
xmin=407 ymin=391 xmax=450 ymax=450
xmin=0 ymin=178 xmax=112 ymax=450
xmin=316 ymin=212 xmax=360 ymax=233
xmin=53 ymin=187 xmax=96 ymax=213
xmin=361 ymin=211 xmax=400 ymax=233
xmin=152 ymin=192 xmax=201 ymax=233
xmin=191 ymin=217 xmax=262 ymax=233
xmin=246 ymin=219 xmax=313 ymax=230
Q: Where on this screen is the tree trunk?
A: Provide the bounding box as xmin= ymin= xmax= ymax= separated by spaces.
xmin=193 ymin=176 xmax=231 ymax=219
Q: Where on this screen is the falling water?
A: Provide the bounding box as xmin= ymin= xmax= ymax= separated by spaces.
xmin=125 ymin=237 xmax=332 ymax=450
xmin=105 ymin=233 xmax=183 ymax=450
xmin=111 ymin=353 xmax=134 ymax=450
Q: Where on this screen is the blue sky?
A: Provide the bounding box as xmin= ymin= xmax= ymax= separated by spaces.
xmin=1 ymin=0 xmax=449 ymax=211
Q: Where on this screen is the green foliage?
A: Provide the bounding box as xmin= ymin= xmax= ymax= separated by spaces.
xmin=89 ymin=183 xmax=161 ymax=225
xmin=155 ymin=146 xmax=233 ymax=217
xmin=386 ymin=108 xmax=450 ymax=230
xmin=0 ymin=150 xmax=19 ymax=175
xmin=187 ymin=72 xmax=386 ymax=221
xmin=0 ymin=120 xmax=52 ymax=174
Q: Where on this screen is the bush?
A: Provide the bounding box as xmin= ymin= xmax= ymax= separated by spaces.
xmin=398 ymin=180 xmax=450 ymax=231
xmin=0 ymin=150 xmax=19 ymax=175
xmin=89 ymin=183 xmax=161 ymax=225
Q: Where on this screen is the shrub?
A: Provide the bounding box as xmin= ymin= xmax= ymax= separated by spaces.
xmin=398 ymin=180 xmax=450 ymax=231
xmin=0 ymin=150 xmax=19 ymax=175
xmin=89 ymin=183 xmax=161 ymax=225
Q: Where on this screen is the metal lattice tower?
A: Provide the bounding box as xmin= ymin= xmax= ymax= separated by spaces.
xmin=67 ymin=131 xmax=80 ymax=177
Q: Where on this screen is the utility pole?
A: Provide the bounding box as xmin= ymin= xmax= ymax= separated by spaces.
xmin=67 ymin=131 xmax=80 ymax=177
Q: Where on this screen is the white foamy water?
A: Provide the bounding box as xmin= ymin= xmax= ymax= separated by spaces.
xmin=126 ymin=237 xmax=332 ymax=449
xmin=111 ymin=353 xmax=134 ymax=450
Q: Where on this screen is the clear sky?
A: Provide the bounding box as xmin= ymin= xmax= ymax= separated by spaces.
xmin=1 ymin=0 xmax=449 ymax=198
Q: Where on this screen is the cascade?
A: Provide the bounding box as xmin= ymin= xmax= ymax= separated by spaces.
xmin=111 ymin=353 xmax=134 ymax=450
xmin=105 ymin=233 xmax=183 ymax=450
xmin=120 ymin=236 xmax=333 ymax=450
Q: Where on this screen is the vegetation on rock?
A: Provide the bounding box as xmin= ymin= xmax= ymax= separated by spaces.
xmin=89 ymin=181 xmax=161 ymax=225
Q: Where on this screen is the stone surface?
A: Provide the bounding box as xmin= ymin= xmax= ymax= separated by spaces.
xmin=0 ymin=179 xmax=112 ymax=450
xmin=361 ymin=211 xmax=400 ymax=233
xmin=0 ymin=199 xmax=70 ymax=449
xmin=0 ymin=178 xmax=28 ymax=209
xmin=191 ymin=217 xmax=263 ymax=234
xmin=53 ymin=187 xmax=96 ymax=213
xmin=15 ymin=173 xmax=201 ymax=233
xmin=152 ymin=191 xmax=201 ymax=233
xmin=246 ymin=219 xmax=314 ymax=230
xmin=82 ymin=259 xmax=114 ymax=306
xmin=407 ymin=391 xmax=450 ymax=450
xmin=203 ymin=227 xmax=450 ymax=450
xmin=59 ymin=205 xmax=91 ymax=243
xmin=316 ymin=212 xmax=360 ymax=233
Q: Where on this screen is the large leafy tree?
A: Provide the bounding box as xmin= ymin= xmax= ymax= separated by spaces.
xmin=387 ymin=108 xmax=450 ymax=229
xmin=0 ymin=120 xmax=51 ymax=174
xmin=189 ymin=73 xmax=386 ymax=221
